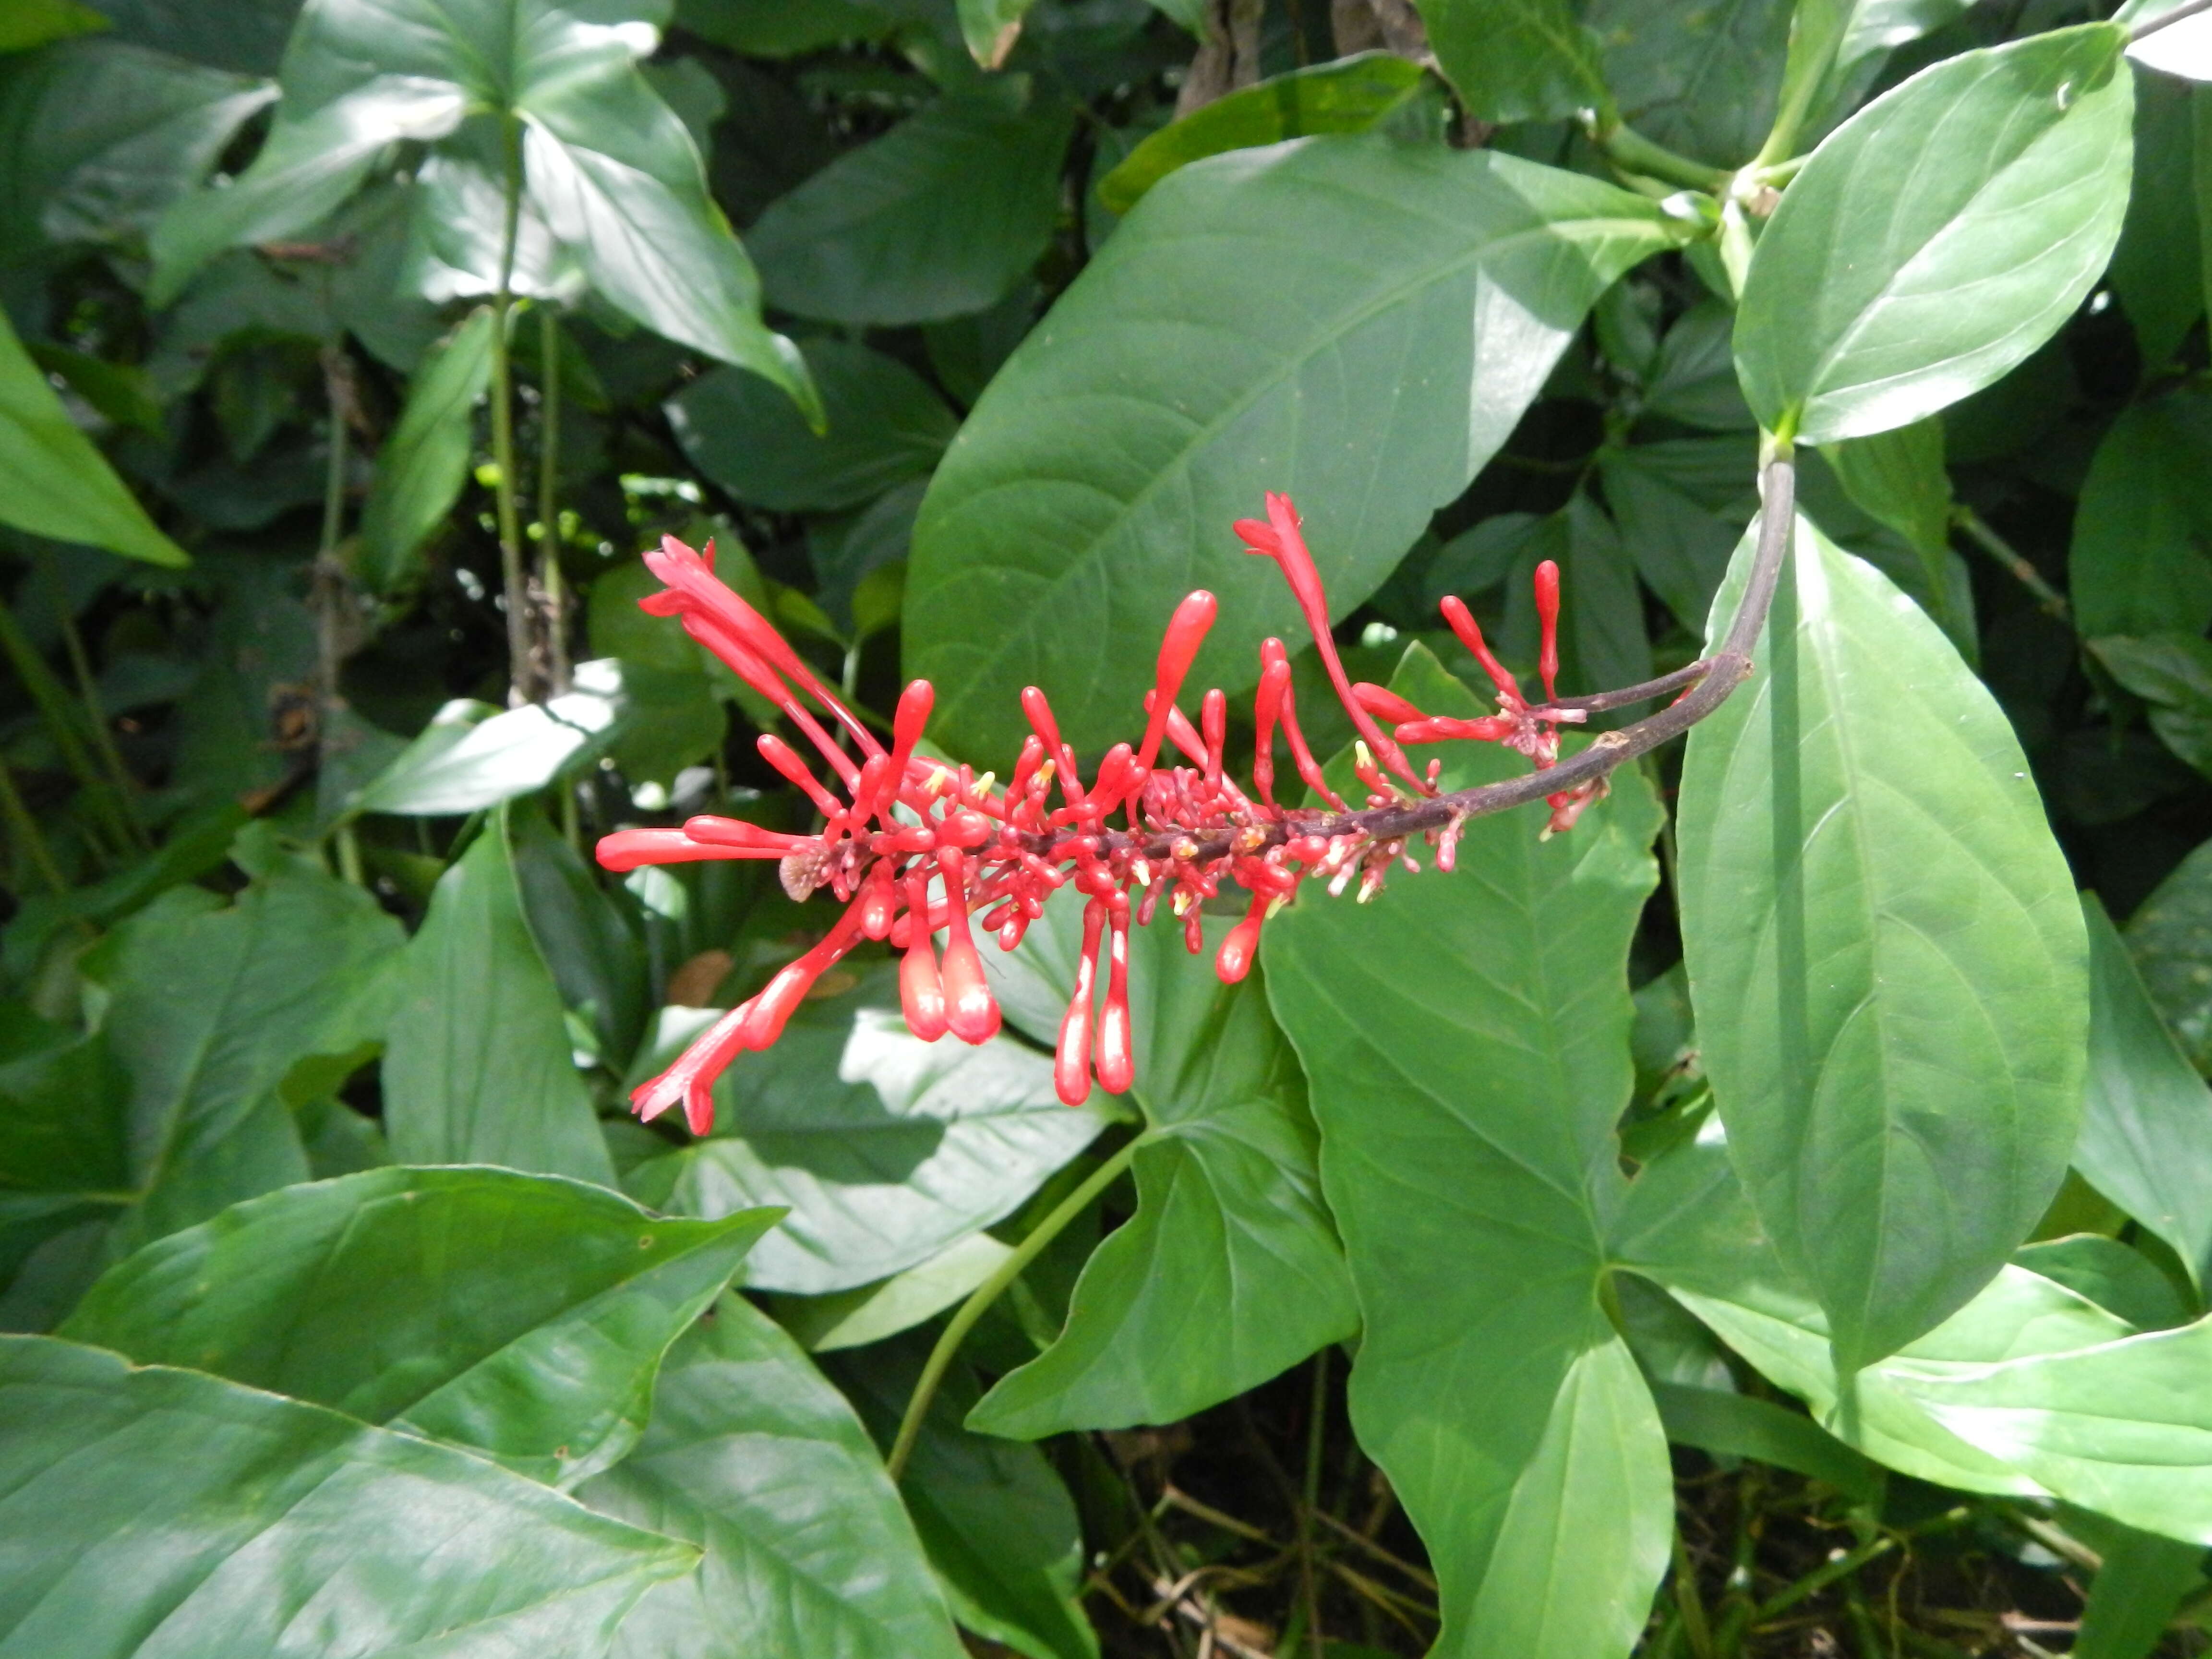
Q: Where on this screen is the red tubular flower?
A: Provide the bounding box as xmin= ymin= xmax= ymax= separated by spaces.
xmin=1055 ymin=898 xmax=1106 ymax=1106
xmin=1534 ymin=558 xmax=1562 ymax=705
xmin=899 ymin=868 xmax=949 ymax=1041
xmin=935 ymin=848 xmax=1001 ymax=1044
xmin=1096 ymin=892 xmax=1134 ymax=1094
xmin=603 ymin=497 xmax=1598 ymax=1129
xmin=1136 ymin=591 xmax=1217 ymax=770
xmin=1214 ymin=890 xmax=1267 ymax=985
xmin=1236 ymin=494 xmax=1426 ymax=796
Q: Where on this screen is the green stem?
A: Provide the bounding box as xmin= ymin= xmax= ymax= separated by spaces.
xmin=1751 ymin=1534 xmax=1893 ymax=1623
xmin=1300 ymin=1346 xmax=1328 ymax=1659
xmin=36 ymin=549 xmax=143 ymax=848
xmin=0 ymin=748 xmax=68 ymax=896
xmin=1953 ymin=506 xmax=2070 ymax=624
xmin=334 ymin=820 xmax=364 ymax=887
xmin=887 ymin=1135 xmax=1143 ymax=1481
xmin=537 ymin=305 xmax=569 ymax=696
xmin=1593 ymin=120 xmax=1732 ymax=193
xmin=0 ymin=585 xmax=129 ymax=860
xmin=1673 ymin=1529 xmax=1716 ymax=1659
xmin=1751 ymin=1 xmax=1843 ymax=169
xmin=490 ymin=114 xmax=532 ymax=705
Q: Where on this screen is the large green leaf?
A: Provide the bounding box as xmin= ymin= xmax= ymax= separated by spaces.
xmin=381 ymin=809 xmax=617 ymax=1184
xmin=580 ymin=1295 xmax=968 ymax=1659
xmin=2108 ymin=68 xmax=2207 ymax=371
xmin=2073 ymin=1517 xmax=2206 ymax=1659
xmin=0 ymin=296 xmax=186 ymax=567
xmin=835 ymin=1339 xmax=1097 ymax=1659
xmin=1677 ymin=516 xmax=2087 ymax=1370
xmin=146 ymin=0 xmax=810 ymax=413
xmin=1735 ymin=24 xmax=2136 ymax=443
xmin=625 ymin=965 xmax=1108 ymax=1294
xmin=907 ymin=134 xmax=1685 ymax=762
xmin=2071 ymin=389 xmax=2212 ymax=640
xmin=0 ymin=37 xmax=272 ymax=260
xmin=346 ymin=663 xmax=627 ymax=817
xmin=668 ymin=338 xmax=956 ymax=513
xmin=1584 ymin=0 xmax=1793 ymax=169
xmin=0 ymin=1332 xmax=697 ymax=1655
xmin=2079 ymin=894 xmax=2212 ymax=1290
xmin=746 ymin=86 xmax=1073 ymax=327
xmin=1265 ymin=644 xmax=1673 ymax=1659
xmin=1100 ymin=52 xmax=1427 ymax=214
xmin=2126 ymin=833 xmax=2212 ymax=1073
xmin=1416 ymin=0 xmax=1606 ymax=125
xmin=87 ymin=842 xmax=406 ymax=1249
xmin=354 ymin=304 xmax=493 ymax=596
xmin=967 ymin=893 xmax=1354 ymax=1439
xmin=60 ymin=1167 xmax=774 ymax=1486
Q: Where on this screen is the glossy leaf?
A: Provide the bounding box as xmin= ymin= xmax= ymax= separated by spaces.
xmin=348 ymin=664 xmax=626 ymax=817
xmin=88 ymin=845 xmax=406 ymax=1247
xmin=2071 ymin=389 xmax=2212 ymax=639
xmin=836 ymin=1338 xmax=1097 ymax=1659
xmin=668 ymin=338 xmax=956 ymax=513
xmin=0 ymin=37 xmax=273 ymax=259
xmin=1098 ymin=52 xmax=1426 ymax=213
xmin=62 ymin=1166 xmax=775 ymax=1486
xmin=146 ymin=0 xmax=811 ymax=413
xmin=1736 ymin=24 xmax=2136 ymax=443
xmin=2013 ymin=1234 xmax=2192 ymax=1331
xmin=0 ymin=296 xmax=186 ymax=566
xmin=2078 ymin=893 xmax=2212 ymax=1289
xmin=0 ymin=1332 xmax=697 ymax=1655
xmin=2129 ymin=837 xmax=2212 ymax=1082
xmin=747 ymin=88 xmax=1074 ymax=327
xmin=381 ymin=809 xmax=617 ymax=1185
xmin=773 ymin=1231 xmax=1015 ymax=1353
xmin=1417 ymin=0 xmax=1605 ymax=125
xmin=908 ymin=135 xmax=1685 ymax=761
xmin=1677 ymin=516 xmax=2087 ymax=1370
xmin=583 ymin=1295 xmax=967 ymax=1659
xmin=1647 ymin=1380 xmax=1883 ymax=1501
xmin=625 ymin=965 xmax=1108 ymax=1294
xmin=354 ymin=304 xmax=493 ymax=596
xmin=1266 ymin=644 xmax=1673 ymax=1659
xmin=970 ymin=895 xmax=1353 ymax=1438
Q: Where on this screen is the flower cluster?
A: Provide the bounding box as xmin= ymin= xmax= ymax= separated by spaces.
xmin=600 ymin=493 xmax=1590 ymax=1131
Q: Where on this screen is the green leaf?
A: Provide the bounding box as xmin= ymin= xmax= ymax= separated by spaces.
xmin=1735 ymin=24 xmax=2136 ymax=443
xmin=2077 ymin=893 xmax=2212 ymax=1290
xmin=772 ymin=1230 xmax=1015 ymax=1353
xmin=147 ymin=0 xmax=813 ymax=417
xmin=907 ymin=135 xmax=1685 ymax=762
xmin=2087 ymin=635 xmax=2212 ymax=776
xmin=581 ymin=1295 xmax=968 ymax=1659
xmin=61 ymin=1166 xmax=775 ymax=1486
xmin=348 ymin=664 xmax=627 ymax=817
xmin=2074 ymin=1518 xmax=2205 ymax=1659
xmin=354 ymin=304 xmax=493 ymax=595
xmin=1597 ymin=443 xmax=1748 ymax=632
xmin=958 ymin=0 xmax=1034 ymax=67
xmin=2071 ymin=389 xmax=2212 ymax=639
xmin=1677 ymin=516 xmax=2088 ymax=1370
xmin=87 ymin=847 xmax=406 ymax=1248
xmin=2128 ymin=836 xmax=2212 ymax=1082
xmin=1417 ymin=0 xmax=1605 ymax=125
xmin=0 ymin=297 xmax=186 ymax=567
xmin=1266 ymin=644 xmax=1673 ymax=1659
xmin=1825 ymin=417 xmax=1951 ymax=561
xmin=0 ymin=1332 xmax=697 ymax=1655
xmin=668 ymin=339 xmax=956 ymax=513
xmin=625 ymin=964 xmax=1107 ymax=1294
xmin=1098 ymin=52 xmax=1426 ymax=214
xmin=748 ymin=87 xmax=1074 ymax=328
xmin=381 ymin=807 xmax=617 ymax=1184
xmin=2013 ymin=1235 xmax=2192 ymax=1331
xmin=1584 ymin=0 xmax=1795 ymax=169
xmin=968 ymin=894 xmax=1353 ymax=1439
xmin=0 ymin=37 xmax=273 ymax=259
xmin=81 ymin=0 xmax=298 ymax=74
xmin=1647 ymin=1381 xmax=1884 ymax=1502
xmin=0 ymin=0 xmax=108 ymax=52
xmin=2109 ymin=68 xmax=2207 ymax=371
xmin=509 ymin=802 xmax=649 ymax=1074
xmin=835 ymin=1339 xmax=1098 ymax=1659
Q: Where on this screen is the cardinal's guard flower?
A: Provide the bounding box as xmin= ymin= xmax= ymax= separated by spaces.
xmin=600 ymin=495 xmax=1593 ymax=1131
